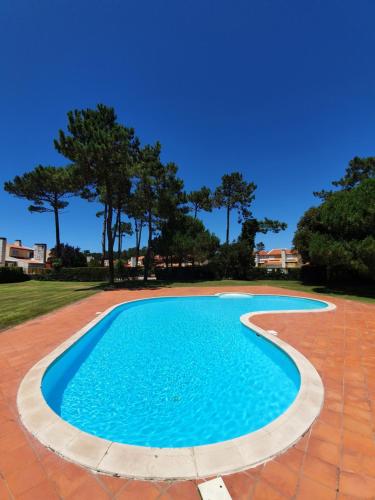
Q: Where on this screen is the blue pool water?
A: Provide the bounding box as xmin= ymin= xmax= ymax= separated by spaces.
xmin=42 ymin=294 xmax=327 ymax=447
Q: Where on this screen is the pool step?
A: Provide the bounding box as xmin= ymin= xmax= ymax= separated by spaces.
xmin=198 ymin=477 xmax=232 ymax=500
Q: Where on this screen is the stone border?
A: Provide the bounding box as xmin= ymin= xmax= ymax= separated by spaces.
xmin=17 ymin=293 xmax=335 ymax=480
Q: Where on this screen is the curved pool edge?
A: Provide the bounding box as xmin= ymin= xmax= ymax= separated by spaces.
xmin=17 ymin=293 xmax=336 ymax=480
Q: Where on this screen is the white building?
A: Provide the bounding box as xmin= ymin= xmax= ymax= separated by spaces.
xmin=0 ymin=238 xmax=47 ymax=273
xmin=255 ymin=248 xmax=302 ymax=272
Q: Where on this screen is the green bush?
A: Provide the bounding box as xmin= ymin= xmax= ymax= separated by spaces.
xmin=299 ymin=263 xmax=374 ymax=285
xmin=209 ymin=242 xmax=254 ymax=280
xmin=246 ymin=267 xmax=301 ymax=280
xmin=31 ymin=267 xmax=109 ymax=282
xmin=154 ymin=264 xmax=300 ymax=282
xmin=299 ymin=265 xmax=327 ymax=284
xmin=0 ymin=267 xmax=30 ymax=283
xmin=31 ymin=266 xmax=145 ymax=282
xmin=285 ymin=268 xmax=301 ymax=280
xmin=154 ymin=265 xmax=217 ymax=281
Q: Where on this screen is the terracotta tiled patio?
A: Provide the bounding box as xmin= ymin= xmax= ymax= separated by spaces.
xmin=0 ymin=286 xmax=374 ymax=499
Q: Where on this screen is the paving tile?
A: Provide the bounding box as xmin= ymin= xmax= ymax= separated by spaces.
xmin=5 ymin=460 xmax=47 ymax=496
xmin=294 ymin=431 xmax=310 ymax=452
xmin=0 ymin=478 xmax=11 ymax=499
xmin=297 ymin=475 xmax=337 ymax=500
xmin=260 ymin=461 xmax=299 ymax=498
xmin=339 ymin=471 xmax=375 ymax=498
xmin=302 ymin=454 xmax=339 ymax=490
xmin=161 ymin=480 xmax=201 ymax=499
xmin=337 ymin=493 xmax=366 ymax=500
xmin=274 ymin=447 xmax=304 ymax=473
xmin=252 ymin=478 xmax=287 ymax=499
xmin=15 ymin=480 xmax=60 ymax=500
xmin=39 ymin=449 xmax=67 ymax=477
xmin=98 ymin=474 xmax=129 ymax=495
xmin=64 ymin=475 xmax=111 ymax=500
xmin=310 ymin=420 xmax=342 ymax=445
xmin=116 ymin=480 xmax=163 ymax=499
xmin=49 ymin=461 xmax=89 ymax=497
xmin=342 ymin=429 xmax=375 ymax=456
xmin=245 ymin=464 xmax=264 ymax=479
xmin=0 ymin=442 xmax=38 ymax=475
xmin=341 ymin=450 xmax=375 ymax=478
xmin=342 ymin=414 xmax=373 ymax=437
xmin=344 ymin=400 xmax=371 ymax=413
xmin=223 ymin=471 xmax=256 ymax=499
xmin=319 ymin=408 xmax=342 ymax=428
xmin=306 ymin=436 xmax=341 ymax=466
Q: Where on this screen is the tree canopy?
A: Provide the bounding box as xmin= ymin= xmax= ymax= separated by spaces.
xmin=54 ymin=104 xmax=139 ymax=284
xmin=155 ymin=214 xmax=219 ymax=267
xmin=294 ymin=178 xmax=375 ymax=281
xmin=135 ymin=143 xmax=185 ymax=280
xmin=214 ymin=172 xmax=256 ymax=244
xmin=187 ymin=186 xmax=212 ymax=218
xmin=314 ymin=156 xmax=375 ymax=199
xmin=49 ymin=243 xmax=87 ymax=268
xmin=4 ymin=165 xmax=77 ymax=256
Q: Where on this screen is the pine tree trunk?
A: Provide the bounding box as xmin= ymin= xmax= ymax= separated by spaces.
xmin=143 ymin=211 xmax=152 ymax=281
xmin=53 ymin=206 xmax=61 ymax=257
xmin=134 ymin=219 xmax=139 ymax=268
xmin=101 ymin=203 xmax=107 ymax=267
xmin=116 ymin=209 xmax=121 ymax=259
xmin=106 ymin=190 xmax=115 ymax=286
xmin=226 ymin=205 xmax=230 ymax=244
xmin=135 ymin=219 xmax=143 ymax=268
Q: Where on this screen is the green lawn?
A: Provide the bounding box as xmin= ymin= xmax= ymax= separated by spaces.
xmin=0 ymin=281 xmax=103 ymax=330
xmin=1 ymin=278 xmax=373 ymax=331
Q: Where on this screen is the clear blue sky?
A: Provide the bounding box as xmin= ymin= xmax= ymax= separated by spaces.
xmin=1 ymin=0 xmax=374 ymax=251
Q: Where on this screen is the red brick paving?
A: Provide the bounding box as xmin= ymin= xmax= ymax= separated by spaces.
xmin=0 ymin=286 xmax=374 ymax=499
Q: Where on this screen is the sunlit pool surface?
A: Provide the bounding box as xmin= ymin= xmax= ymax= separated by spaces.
xmin=42 ymin=294 xmax=328 ymax=447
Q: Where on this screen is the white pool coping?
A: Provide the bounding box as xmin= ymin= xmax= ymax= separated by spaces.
xmin=17 ymin=293 xmax=336 ymax=480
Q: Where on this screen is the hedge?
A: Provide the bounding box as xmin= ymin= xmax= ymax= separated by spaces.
xmin=29 ymin=265 xmax=302 ymax=283
xmin=30 ymin=266 xmax=145 ymax=282
xmin=155 ymin=265 xmax=301 ymax=281
xmin=299 ymin=265 xmax=327 ymax=284
xmin=255 ymin=268 xmax=301 ymax=280
xmin=299 ymin=264 xmax=374 ymax=285
xmin=0 ymin=267 xmax=30 ymax=283
xmin=31 ymin=267 xmax=110 ymax=282
xmin=154 ymin=265 xmax=217 ymax=281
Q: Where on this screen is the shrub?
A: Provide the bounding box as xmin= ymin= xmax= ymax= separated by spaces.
xmin=209 ymin=242 xmax=254 ymax=280
xmin=246 ymin=267 xmax=300 ymax=281
xmin=154 ymin=265 xmax=217 ymax=281
xmin=31 ymin=266 xmax=145 ymax=282
xmin=0 ymin=267 xmax=30 ymax=283
xmin=48 ymin=243 xmax=88 ymax=268
xmin=154 ymin=264 xmax=300 ymax=282
xmin=300 ymin=264 xmax=327 ymax=284
xmin=31 ymin=267 xmax=109 ymax=282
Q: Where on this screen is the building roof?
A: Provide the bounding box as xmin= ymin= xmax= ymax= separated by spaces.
xmin=257 ymin=248 xmax=299 ymax=256
xmin=268 ymin=249 xmax=284 ymax=256
xmin=7 ymin=244 xmax=34 ymax=251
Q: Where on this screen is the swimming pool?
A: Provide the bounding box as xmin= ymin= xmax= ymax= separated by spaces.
xmin=41 ymin=294 xmax=328 ymax=448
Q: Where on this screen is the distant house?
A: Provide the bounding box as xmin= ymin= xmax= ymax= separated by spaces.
xmin=126 ymin=255 xmax=192 ymax=268
xmin=0 ymin=238 xmax=47 ymax=273
xmin=255 ymin=248 xmax=302 ymax=272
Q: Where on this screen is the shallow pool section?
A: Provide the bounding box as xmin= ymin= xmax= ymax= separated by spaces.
xmin=42 ymin=295 xmax=327 ymax=448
